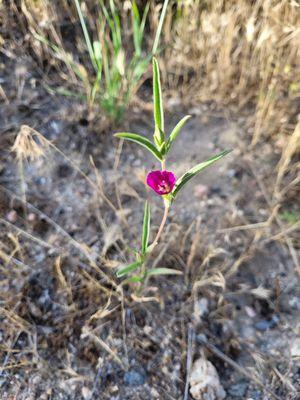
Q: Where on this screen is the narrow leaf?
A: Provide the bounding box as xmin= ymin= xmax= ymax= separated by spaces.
xmin=152 ymin=58 xmax=164 ymax=143
xmin=142 ymin=201 xmax=151 ymax=254
xmin=140 ymin=2 xmax=150 ymax=38
xmin=114 ymin=132 xmax=162 ymax=161
xmin=152 ymin=0 xmax=169 ymax=55
xmin=147 ymin=268 xmax=183 ymax=277
xmin=122 ymin=275 xmax=143 ymax=285
xmin=93 ymin=41 xmax=102 ymax=65
xmin=172 ymin=150 xmax=232 ymax=199
xmin=116 ymin=261 xmax=142 ymax=278
xmin=166 ymin=115 xmax=191 ymax=152
xmin=74 ymin=0 xmax=98 ymax=73
xmin=132 ymin=1 xmax=141 ymax=56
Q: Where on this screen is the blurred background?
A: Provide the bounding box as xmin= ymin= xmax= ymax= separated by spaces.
xmin=0 ymin=1 xmax=299 ymax=399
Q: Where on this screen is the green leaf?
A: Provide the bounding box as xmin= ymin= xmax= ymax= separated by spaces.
xmin=166 ymin=115 xmax=191 ymax=152
xmin=114 ymin=132 xmax=162 ymax=161
xmin=140 ymin=2 xmax=150 ymax=39
xmin=121 ymin=275 xmax=143 ymax=285
xmin=116 ymin=261 xmax=142 ymax=278
xmin=152 ymin=0 xmax=169 ymax=55
xmin=172 ymin=150 xmax=232 ymax=199
xmin=152 ymin=57 xmax=164 ymax=144
xmin=74 ymin=0 xmax=98 ymax=73
xmin=93 ymin=40 xmax=102 ymax=70
xmin=146 ymin=268 xmax=183 ymax=277
xmin=142 ymin=201 xmax=151 ymax=254
xmin=131 ymin=0 xmax=141 ymax=56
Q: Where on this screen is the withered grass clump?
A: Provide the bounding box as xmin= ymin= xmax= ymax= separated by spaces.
xmin=7 ymin=1 xmax=299 ymax=148
xmin=11 ymin=125 xmax=47 ymax=161
xmin=163 ymin=0 xmax=300 ymax=145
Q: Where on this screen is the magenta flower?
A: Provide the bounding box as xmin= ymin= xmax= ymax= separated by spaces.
xmin=146 ymin=170 xmax=176 ymax=195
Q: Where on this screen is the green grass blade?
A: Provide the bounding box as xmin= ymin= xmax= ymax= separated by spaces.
xmin=152 ymin=57 xmax=164 ymax=144
xmin=73 ymin=0 xmax=98 ymax=73
xmin=172 ymin=150 xmax=232 ymax=199
xmin=109 ymin=0 xmax=122 ymax=48
xmin=121 ymin=275 xmax=143 ymax=285
xmin=152 ymin=0 xmax=169 ymax=55
xmin=140 ymin=2 xmax=150 ymax=38
xmin=166 ymin=115 xmax=191 ymax=152
xmin=141 ymin=201 xmax=151 ymax=254
xmin=114 ymin=132 xmax=162 ymax=161
xmin=147 ymin=268 xmax=183 ymax=276
xmin=116 ymin=261 xmax=142 ymax=278
xmin=132 ymin=0 xmax=141 ymax=55
xmin=93 ymin=40 xmax=102 ymax=71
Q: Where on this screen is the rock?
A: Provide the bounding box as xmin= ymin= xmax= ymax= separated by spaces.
xmin=228 ymin=380 xmax=248 ymax=397
xmin=254 ymin=320 xmax=272 ymax=331
xmin=227 ymin=169 xmax=236 ymax=179
xmin=194 ymin=298 xmax=209 ymax=322
xmin=247 ymin=389 xmax=262 ymax=400
xmin=290 ymin=338 xmax=300 ymax=357
xmin=6 ymin=210 xmax=17 ymax=222
xmin=288 ymin=296 xmax=300 ymax=310
xmin=124 ymin=370 xmax=146 ymax=387
xmin=189 ymin=357 xmax=226 ymax=400
xmin=245 ymin=306 xmax=256 ymax=318
xmin=255 ymin=315 xmax=279 ymax=331
xmin=194 ymin=184 xmax=208 ymax=199
xmin=81 ymin=386 xmax=92 ymax=399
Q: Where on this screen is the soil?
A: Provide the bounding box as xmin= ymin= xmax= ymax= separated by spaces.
xmin=0 ymin=52 xmax=300 ymax=400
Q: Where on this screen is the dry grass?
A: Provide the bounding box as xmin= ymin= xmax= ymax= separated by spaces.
xmin=163 ymin=0 xmax=300 ymax=142
xmin=0 ymin=1 xmax=299 ymax=398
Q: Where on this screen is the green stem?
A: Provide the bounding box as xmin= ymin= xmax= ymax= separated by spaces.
xmin=137 ymin=158 xmax=169 ymax=293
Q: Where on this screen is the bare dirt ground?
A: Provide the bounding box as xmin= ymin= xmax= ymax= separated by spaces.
xmin=1 ymin=54 xmax=300 ymax=400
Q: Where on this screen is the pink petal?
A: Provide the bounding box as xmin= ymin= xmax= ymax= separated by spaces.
xmin=146 ymin=170 xmax=176 ymax=195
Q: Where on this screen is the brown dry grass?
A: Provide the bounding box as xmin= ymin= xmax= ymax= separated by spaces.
xmin=0 ymin=1 xmax=299 ymax=398
xmin=163 ymin=0 xmax=300 ymax=143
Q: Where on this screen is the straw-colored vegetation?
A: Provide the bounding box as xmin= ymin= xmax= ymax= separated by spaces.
xmin=0 ymin=1 xmax=299 ymax=398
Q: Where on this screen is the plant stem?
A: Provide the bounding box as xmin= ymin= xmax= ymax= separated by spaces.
xmin=137 ymin=203 xmax=169 ymax=294
xmin=152 ymin=203 xmax=169 ymax=247
xmin=161 ymin=159 xmax=166 ymax=170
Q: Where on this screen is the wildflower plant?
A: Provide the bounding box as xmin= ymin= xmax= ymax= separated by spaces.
xmin=114 ymin=58 xmax=231 ymax=287
xmin=36 ymin=0 xmax=169 ymax=122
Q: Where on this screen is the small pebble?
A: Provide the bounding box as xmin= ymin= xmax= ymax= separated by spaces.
xmin=255 ymin=315 xmax=279 ymax=331
xmin=124 ymin=370 xmax=146 ymax=387
xmin=228 ymin=380 xmax=248 ymax=397
xmin=247 ymin=389 xmax=262 ymax=400
xmin=27 ymin=212 xmax=36 ymax=221
xmin=6 ymin=210 xmax=17 ymax=222
xmin=81 ymin=386 xmax=92 ymax=399
xmin=254 ymin=320 xmax=272 ymax=331
xmin=291 ymin=338 xmax=300 ymax=357
xmin=211 ymin=185 xmax=221 ymax=194
xmin=227 ymin=169 xmax=236 ymax=178
xmin=193 ymin=184 xmax=208 ymax=198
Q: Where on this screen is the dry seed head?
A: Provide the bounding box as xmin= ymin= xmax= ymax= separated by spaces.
xmin=11 ymin=125 xmax=47 ymax=161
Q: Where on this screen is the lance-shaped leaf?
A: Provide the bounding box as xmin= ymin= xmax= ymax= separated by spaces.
xmin=166 ymin=115 xmax=191 ymax=152
xmin=116 ymin=261 xmax=142 ymax=278
xmin=172 ymin=149 xmax=232 ymax=199
xmin=152 ymin=58 xmax=164 ymax=145
xmin=147 ymin=268 xmax=183 ymax=276
xmin=141 ymin=201 xmax=151 ymax=254
xmin=114 ymin=132 xmax=162 ymax=161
